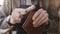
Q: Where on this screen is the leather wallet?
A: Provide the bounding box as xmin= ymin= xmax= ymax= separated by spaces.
xmin=22 ymin=12 xmax=46 ymax=34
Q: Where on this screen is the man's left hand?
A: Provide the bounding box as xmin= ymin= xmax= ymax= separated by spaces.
xmin=32 ymin=9 xmax=48 ymax=27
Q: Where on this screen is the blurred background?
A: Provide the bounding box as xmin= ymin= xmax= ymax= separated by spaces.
xmin=0 ymin=0 xmax=4 ymax=7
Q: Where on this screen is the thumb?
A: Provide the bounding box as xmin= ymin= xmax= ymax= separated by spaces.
xmin=21 ymin=5 xmax=36 ymax=15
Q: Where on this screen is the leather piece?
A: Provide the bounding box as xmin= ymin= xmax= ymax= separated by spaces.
xmin=22 ymin=12 xmax=46 ymax=34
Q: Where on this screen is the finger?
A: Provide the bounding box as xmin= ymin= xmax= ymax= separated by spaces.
xmin=37 ymin=14 xmax=48 ymax=27
xmin=40 ymin=13 xmax=48 ymax=23
xmin=40 ymin=13 xmax=48 ymax=25
xmin=33 ymin=10 xmax=45 ymax=25
xmin=12 ymin=15 xmax=23 ymax=23
xmin=13 ymin=5 xmax=35 ymax=15
xmin=32 ymin=9 xmax=43 ymax=20
xmin=33 ymin=13 xmax=48 ymax=27
xmin=32 ymin=11 xmax=41 ymax=20
xmin=26 ymin=5 xmax=35 ymax=12
xmin=38 ymin=17 xmax=48 ymax=26
xmin=21 ymin=5 xmax=36 ymax=15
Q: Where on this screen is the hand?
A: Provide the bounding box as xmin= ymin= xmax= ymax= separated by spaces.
xmin=10 ymin=5 xmax=35 ymax=24
xmin=32 ymin=9 xmax=48 ymax=27
xmin=10 ymin=8 xmax=26 ymax=24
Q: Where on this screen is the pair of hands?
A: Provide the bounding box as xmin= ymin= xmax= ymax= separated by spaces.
xmin=10 ymin=8 xmax=48 ymax=27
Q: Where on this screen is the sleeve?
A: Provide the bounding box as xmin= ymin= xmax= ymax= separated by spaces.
xmin=48 ymin=10 xmax=59 ymax=33
xmin=0 ymin=7 xmax=11 ymax=29
xmin=0 ymin=15 xmax=11 ymax=29
xmin=0 ymin=0 xmax=12 ymax=29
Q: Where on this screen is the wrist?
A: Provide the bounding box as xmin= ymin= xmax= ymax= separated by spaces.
xmin=10 ymin=15 xmax=16 ymax=24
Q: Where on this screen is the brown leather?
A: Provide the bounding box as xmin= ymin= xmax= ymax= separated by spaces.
xmin=22 ymin=12 xmax=46 ymax=34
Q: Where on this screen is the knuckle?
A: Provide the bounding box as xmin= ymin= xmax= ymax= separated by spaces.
xmin=46 ymin=13 xmax=49 ymax=16
xmin=39 ymin=9 xmax=43 ymax=11
xmin=43 ymin=11 xmax=47 ymax=13
xmin=44 ymin=13 xmax=48 ymax=17
xmin=38 ymin=9 xmax=41 ymax=11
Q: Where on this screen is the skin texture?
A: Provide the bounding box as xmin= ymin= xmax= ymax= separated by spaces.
xmin=10 ymin=8 xmax=25 ymax=24
xmin=32 ymin=0 xmax=49 ymax=27
xmin=32 ymin=8 xmax=48 ymax=27
xmin=10 ymin=5 xmax=35 ymax=24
